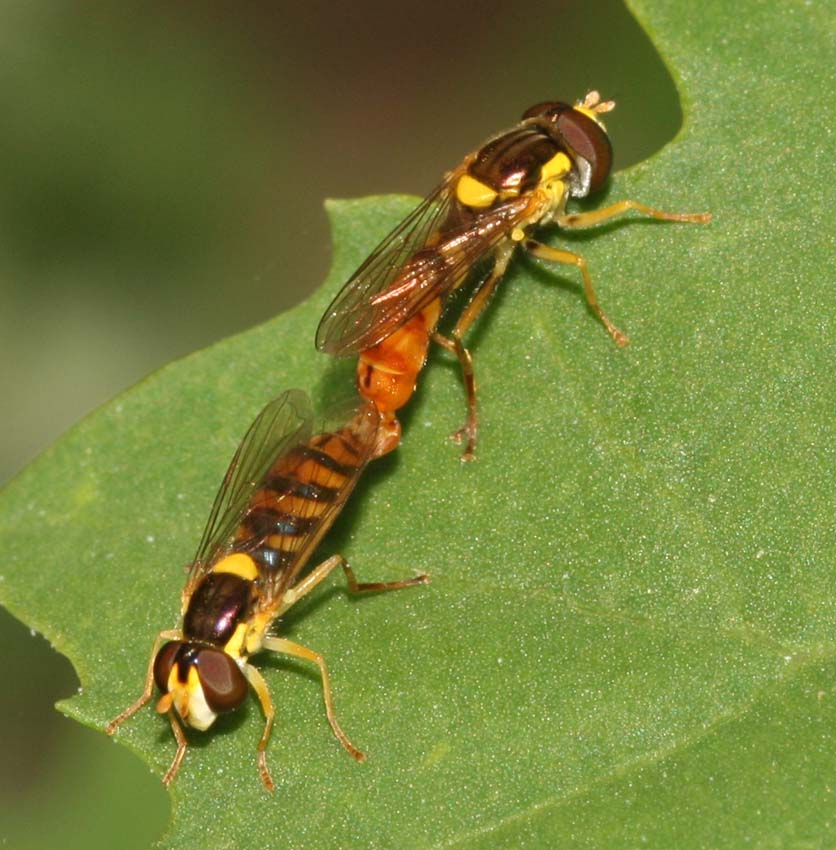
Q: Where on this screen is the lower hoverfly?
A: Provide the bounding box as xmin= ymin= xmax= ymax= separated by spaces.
xmin=106 ymin=389 xmax=427 ymax=789
xmin=317 ymin=91 xmax=711 ymax=460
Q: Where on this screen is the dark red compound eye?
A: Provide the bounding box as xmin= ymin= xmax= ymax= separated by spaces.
xmin=196 ymin=649 xmax=249 ymax=713
xmin=521 ymin=101 xmax=572 ymax=121
xmin=153 ymin=641 xmax=182 ymax=693
xmin=555 ymin=108 xmax=613 ymax=193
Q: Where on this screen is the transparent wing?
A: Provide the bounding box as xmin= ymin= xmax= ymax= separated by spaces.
xmin=249 ymin=396 xmax=382 ymax=615
xmin=316 ymin=177 xmax=459 ymax=355
xmin=316 ymin=169 xmax=533 ymax=356
xmin=186 ymin=389 xmax=314 ymax=589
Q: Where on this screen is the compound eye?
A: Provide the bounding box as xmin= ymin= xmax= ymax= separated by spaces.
xmin=153 ymin=641 xmax=182 ymax=693
xmin=196 ymin=649 xmax=248 ymax=713
xmin=556 ymin=108 xmax=613 ymax=193
xmin=521 ymin=100 xmax=571 ymax=121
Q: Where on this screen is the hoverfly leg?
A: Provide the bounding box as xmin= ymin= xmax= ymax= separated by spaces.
xmin=281 ymin=555 xmax=428 ymax=613
xmin=278 ymin=554 xmax=345 ymax=611
xmin=433 ymin=247 xmax=512 ymax=461
xmin=523 ymin=239 xmax=629 ymax=347
xmin=267 ymin=556 xmax=427 ymax=766
xmin=161 ymin=710 xmax=189 ymax=787
xmin=106 ymin=629 xmax=181 ymax=735
xmin=556 ymin=199 xmax=711 ymax=230
xmin=340 ymin=559 xmax=429 ymax=594
xmin=262 ymin=636 xmax=366 ymax=763
xmin=244 ymin=665 xmax=277 ymax=791
xmin=432 ymin=332 xmax=477 ymax=460
xmin=106 ymin=692 xmax=152 ymax=736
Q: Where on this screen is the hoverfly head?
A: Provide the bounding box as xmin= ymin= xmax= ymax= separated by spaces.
xmin=522 ymin=93 xmax=614 ymax=197
xmin=153 ymin=641 xmax=248 ymax=731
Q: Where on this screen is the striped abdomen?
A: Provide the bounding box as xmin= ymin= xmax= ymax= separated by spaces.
xmin=234 ymin=419 xmax=370 ymax=582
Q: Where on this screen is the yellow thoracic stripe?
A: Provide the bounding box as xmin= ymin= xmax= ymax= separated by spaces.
xmin=456 ymin=173 xmax=498 ymax=208
xmin=212 ymin=552 xmax=259 ymax=581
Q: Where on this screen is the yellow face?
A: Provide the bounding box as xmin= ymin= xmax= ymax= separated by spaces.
xmin=158 ymin=664 xmax=219 ymax=731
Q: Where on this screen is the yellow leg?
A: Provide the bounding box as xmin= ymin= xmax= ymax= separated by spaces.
xmin=556 ymin=199 xmax=711 ymax=229
xmin=161 ymin=710 xmax=189 ymax=787
xmin=280 ymin=554 xmax=428 ymax=613
xmin=262 ymin=636 xmax=366 ymax=762
xmin=524 ymin=239 xmax=629 ymax=346
xmin=250 ymin=555 xmax=427 ymax=783
xmin=432 ymin=245 xmax=513 ymax=461
xmin=106 ymin=629 xmax=181 ymax=734
xmin=245 ymin=665 xmax=277 ymax=791
xmin=279 ymin=554 xmax=344 ymax=611
xmin=341 ymin=560 xmax=430 ymax=593
xmin=432 ymin=332 xmax=478 ymax=461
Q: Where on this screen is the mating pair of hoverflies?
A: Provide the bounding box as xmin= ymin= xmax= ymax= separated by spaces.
xmin=106 ymin=92 xmax=710 ymax=788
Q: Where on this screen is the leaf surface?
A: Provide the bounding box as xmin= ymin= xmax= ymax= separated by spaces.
xmin=0 ymin=1 xmax=833 ymax=847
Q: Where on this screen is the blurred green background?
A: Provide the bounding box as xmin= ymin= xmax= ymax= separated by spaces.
xmin=0 ymin=1 xmax=681 ymax=847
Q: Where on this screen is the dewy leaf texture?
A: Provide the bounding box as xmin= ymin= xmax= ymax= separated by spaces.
xmin=0 ymin=1 xmax=833 ymax=847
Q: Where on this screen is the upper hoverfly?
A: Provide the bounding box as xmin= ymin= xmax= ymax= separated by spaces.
xmin=106 ymin=389 xmax=427 ymax=790
xmin=317 ymin=92 xmax=711 ymax=460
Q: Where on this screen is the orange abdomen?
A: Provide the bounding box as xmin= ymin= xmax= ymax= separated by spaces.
xmin=356 ymin=299 xmax=441 ymax=415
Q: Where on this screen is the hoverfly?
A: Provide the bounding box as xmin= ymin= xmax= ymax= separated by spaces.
xmin=317 ymin=92 xmax=711 ymax=460
xmin=106 ymin=389 xmax=427 ymax=790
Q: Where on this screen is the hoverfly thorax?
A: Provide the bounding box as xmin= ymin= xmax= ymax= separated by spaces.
xmin=153 ymin=568 xmax=254 ymax=730
xmin=182 ymin=570 xmax=255 ymax=645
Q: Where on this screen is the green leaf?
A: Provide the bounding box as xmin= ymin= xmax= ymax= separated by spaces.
xmin=1 ymin=0 xmax=833 ymax=847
